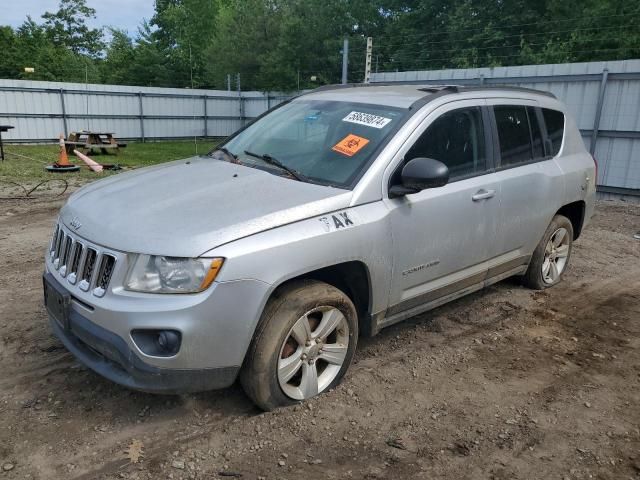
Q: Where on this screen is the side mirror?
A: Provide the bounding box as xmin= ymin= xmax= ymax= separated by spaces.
xmin=389 ymin=157 xmax=449 ymax=197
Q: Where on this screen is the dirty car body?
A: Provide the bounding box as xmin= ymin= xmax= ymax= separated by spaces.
xmin=44 ymin=84 xmax=596 ymax=405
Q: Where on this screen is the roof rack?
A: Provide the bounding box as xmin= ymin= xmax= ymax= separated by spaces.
xmin=304 ymin=82 xmax=555 ymax=99
xmin=417 ymin=85 xmax=459 ymax=93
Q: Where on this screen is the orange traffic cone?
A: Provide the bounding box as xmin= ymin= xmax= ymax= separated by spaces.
xmin=45 ymin=134 xmax=80 ymax=172
xmin=57 ymin=134 xmax=72 ymax=166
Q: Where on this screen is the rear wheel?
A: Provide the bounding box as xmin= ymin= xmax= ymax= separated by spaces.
xmin=523 ymin=214 xmax=573 ymax=289
xmin=240 ymin=280 xmax=358 ymax=411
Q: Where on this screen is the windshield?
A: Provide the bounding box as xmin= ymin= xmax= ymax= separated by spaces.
xmin=216 ymin=100 xmax=408 ymax=188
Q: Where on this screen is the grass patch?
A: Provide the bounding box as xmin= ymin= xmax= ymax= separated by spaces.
xmin=0 ymin=139 xmax=220 ymax=187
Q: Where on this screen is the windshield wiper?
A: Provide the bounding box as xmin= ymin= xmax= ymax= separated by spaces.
xmin=210 ymin=146 xmax=240 ymax=163
xmin=244 ymin=150 xmax=308 ymax=182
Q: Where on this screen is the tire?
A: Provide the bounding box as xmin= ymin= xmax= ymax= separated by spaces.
xmin=522 ymin=214 xmax=574 ymax=290
xmin=240 ymin=280 xmax=358 ymax=411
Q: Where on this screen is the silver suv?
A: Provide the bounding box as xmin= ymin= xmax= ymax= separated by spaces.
xmin=44 ymin=84 xmax=596 ymax=410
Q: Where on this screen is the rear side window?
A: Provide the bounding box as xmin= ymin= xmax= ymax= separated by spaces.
xmin=494 ymin=106 xmax=534 ymax=166
xmin=542 ymin=108 xmax=565 ymax=156
xmin=528 ymin=107 xmax=544 ymax=159
xmin=406 ymin=106 xmax=486 ymax=179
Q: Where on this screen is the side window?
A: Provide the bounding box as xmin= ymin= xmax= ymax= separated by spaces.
xmin=542 ymin=108 xmax=565 ymax=156
xmin=406 ymin=107 xmax=486 ymax=179
xmin=493 ymin=105 xmax=533 ymax=167
xmin=528 ymin=107 xmax=544 ymax=159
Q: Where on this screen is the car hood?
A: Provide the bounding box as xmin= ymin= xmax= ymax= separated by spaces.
xmin=60 ymin=156 xmax=352 ymax=257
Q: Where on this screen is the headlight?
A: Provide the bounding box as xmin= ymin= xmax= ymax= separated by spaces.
xmin=125 ymin=255 xmax=224 ymax=293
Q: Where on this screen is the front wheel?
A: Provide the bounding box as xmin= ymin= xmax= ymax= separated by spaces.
xmin=522 ymin=214 xmax=573 ymax=290
xmin=240 ymin=280 xmax=358 ymax=411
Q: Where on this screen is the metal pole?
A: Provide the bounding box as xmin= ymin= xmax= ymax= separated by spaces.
xmin=479 ymin=74 xmax=485 ymax=85
xmin=227 ymin=74 xmax=231 ymax=91
xmin=590 ymin=68 xmax=609 ymax=155
xmin=341 ymin=38 xmax=349 ymax=84
xmin=237 ymin=73 xmax=244 ymax=127
xmin=203 ymin=95 xmax=208 ymax=138
xmin=59 ymin=89 xmax=68 ymax=137
xmin=138 ymin=92 xmax=145 ymax=143
xmin=364 ymin=37 xmax=373 ymax=84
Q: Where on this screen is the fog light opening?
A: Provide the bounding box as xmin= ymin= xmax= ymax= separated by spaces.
xmin=131 ymin=329 xmax=182 ymax=357
xmin=157 ymin=330 xmax=180 ymax=354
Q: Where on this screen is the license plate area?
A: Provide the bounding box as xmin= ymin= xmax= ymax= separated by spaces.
xmin=44 ymin=274 xmax=71 ymax=329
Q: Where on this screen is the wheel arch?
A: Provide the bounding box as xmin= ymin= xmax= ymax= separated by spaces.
xmin=556 ymin=200 xmax=585 ymax=240
xmin=268 ymin=261 xmax=374 ymax=338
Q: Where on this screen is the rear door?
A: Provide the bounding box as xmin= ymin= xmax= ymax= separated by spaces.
xmin=485 ymin=100 xmax=565 ymax=273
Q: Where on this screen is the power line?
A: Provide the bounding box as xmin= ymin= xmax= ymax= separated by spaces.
xmin=372 ymin=33 xmax=639 ymax=58
xmin=374 ymin=47 xmax=637 ymax=70
xmin=370 ymin=11 xmax=640 ymax=43
xmin=372 ymin=23 xmax=639 ymax=50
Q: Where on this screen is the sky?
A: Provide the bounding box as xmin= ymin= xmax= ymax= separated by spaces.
xmin=1 ymin=0 xmax=155 ymax=36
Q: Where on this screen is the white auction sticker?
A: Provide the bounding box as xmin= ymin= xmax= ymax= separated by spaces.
xmin=342 ymin=111 xmax=392 ymax=129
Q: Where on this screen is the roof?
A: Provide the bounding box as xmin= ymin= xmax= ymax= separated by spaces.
xmin=299 ymin=83 xmax=555 ymax=109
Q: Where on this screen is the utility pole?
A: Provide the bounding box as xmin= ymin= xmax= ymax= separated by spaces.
xmin=364 ymin=37 xmax=373 ymax=84
xmin=189 ymin=44 xmax=194 ymax=89
xmin=341 ymin=38 xmax=349 ymax=84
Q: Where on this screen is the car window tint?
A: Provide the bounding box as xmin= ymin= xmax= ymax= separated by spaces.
xmin=406 ymin=107 xmax=486 ymax=179
xmin=542 ymin=108 xmax=565 ymax=156
xmin=528 ymin=107 xmax=544 ymax=159
xmin=494 ymin=105 xmax=533 ymax=166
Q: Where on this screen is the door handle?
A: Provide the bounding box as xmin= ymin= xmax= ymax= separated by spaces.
xmin=472 ymin=189 xmax=496 ymax=201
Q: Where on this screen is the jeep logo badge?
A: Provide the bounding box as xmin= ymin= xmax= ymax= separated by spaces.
xmin=69 ymin=217 xmax=82 ymax=230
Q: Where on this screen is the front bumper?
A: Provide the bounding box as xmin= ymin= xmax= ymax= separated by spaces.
xmin=44 ymin=268 xmax=272 ymax=393
xmin=48 ymin=307 xmax=239 ymax=393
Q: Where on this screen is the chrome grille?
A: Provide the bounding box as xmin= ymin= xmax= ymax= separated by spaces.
xmin=53 ymin=228 xmax=65 ymax=266
xmin=67 ymin=242 xmax=84 ymax=284
xmin=59 ymin=235 xmax=73 ymax=276
xmin=80 ymin=248 xmax=97 ymax=290
xmin=49 ymin=222 xmax=117 ymax=297
xmin=94 ymin=255 xmax=116 ymax=297
xmin=50 ymin=224 xmax=60 ymax=254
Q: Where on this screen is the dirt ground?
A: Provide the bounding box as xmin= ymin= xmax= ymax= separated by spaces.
xmin=0 ymin=197 xmax=639 ymax=480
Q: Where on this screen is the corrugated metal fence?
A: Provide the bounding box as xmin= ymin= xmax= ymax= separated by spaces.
xmin=372 ymin=59 xmax=640 ymax=200
xmin=0 ymin=79 xmax=291 ymax=143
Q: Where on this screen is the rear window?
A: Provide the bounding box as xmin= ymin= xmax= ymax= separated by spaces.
xmin=542 ymin=108 xmax=565 ymax=156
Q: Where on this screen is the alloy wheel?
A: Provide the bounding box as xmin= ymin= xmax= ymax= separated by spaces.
xmin=277 ymin=306 xmax=350 ymax=400
xmin=542 ymin=227 xmax=570 ymax=284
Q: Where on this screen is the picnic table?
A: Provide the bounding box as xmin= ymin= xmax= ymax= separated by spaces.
xmin=64 ymin=131 xmax=127 ymax=155
xmin=0 ymin=125 xmax=14 ymax=161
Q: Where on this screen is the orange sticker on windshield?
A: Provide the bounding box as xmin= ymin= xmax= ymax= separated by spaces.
xmin=332 ymin=134 xmax=370 ymax=157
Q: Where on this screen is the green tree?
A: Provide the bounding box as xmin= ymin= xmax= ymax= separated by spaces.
xmin=151 ymin=0 xmax=221 ymax=87
xmin=0 ymin=26 xmax=20 ymax=78
xmin=41 ymin=0 xmax=104 ymax=56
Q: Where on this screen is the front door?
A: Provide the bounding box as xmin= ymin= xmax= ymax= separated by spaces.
xmin=385 ymin=101 xmax=500 ymax=317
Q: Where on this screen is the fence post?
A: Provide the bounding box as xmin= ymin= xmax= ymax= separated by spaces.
xmin=59 ymin=89 xmax=68 ymax=137
xmin=138 ymin=92 xmax=145 ymax=143
xmin=341 ymin=38 xmax=349 ymax=84
xmin=590 ymin=68 xmax=609 ymax=155
xmin=479 ymin=74 xmax=485 ymax=86
xmin=203 ymin=95 xmax=208 ymax=138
